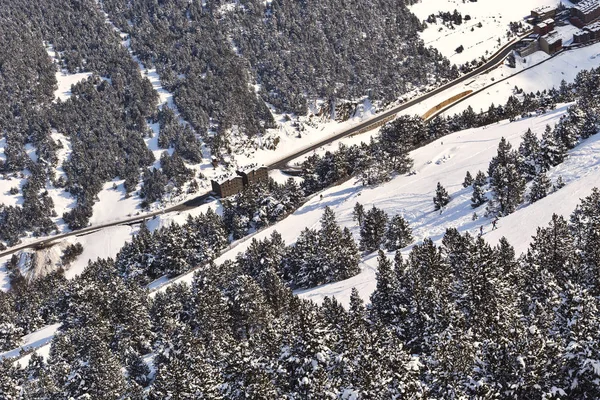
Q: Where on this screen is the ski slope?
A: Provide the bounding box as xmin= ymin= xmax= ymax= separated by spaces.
xmin=158 ymin=103 xmax=600 ymax=307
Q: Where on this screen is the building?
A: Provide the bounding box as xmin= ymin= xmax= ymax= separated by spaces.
xmin=571 ymin=0 xmax=600 ymax=24
xmin=573 ymin=20 xmax=600 ymax=43
xmin=586 ymin=20 xmax=600 ymax=38
xmin=516 ymin=35 xmax=540 ymax=57
xmin=235 ymin=165 xmax=269 ymax=186
xmin=539 ymin=31 xmax=563 ymax=54
xmin=531 ymin=5 xmax=557 ymax=20
xmin=210 ymin=165 xmax=270 ymax=198
xmin=211 ymin=174 xmax=244 ymax=198
xmin=574 ymin=29 xmax=591 ymax=42
xmin=534 ymin=18 xmax=555 ymax=35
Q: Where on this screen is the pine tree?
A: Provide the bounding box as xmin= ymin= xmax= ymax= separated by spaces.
xmin=569 ymin=188 xmax=600 ymax=291
xmin=471 ymin=182 xmax=488 ymax=208
xmin=378 ymin=115 xmax=418 ymax=172
xmin=352 ymin=202 xmax=365 ymax=226
xmin=359 ymin=206 xmax=389 ymax=252
xmin=370 ymin=251 xmax=400 ymax=324
xmin=527 ymin=172 xmax=551 ymax=203
xmin=335 ymin=227 xmax=361 ymax=280
xmin=489 ymin=138 xmax=526 ymax=215
xmin=554 ymin=175 xmax=565 ymax=190
xmin=462 ymin=171 xmax=474 ymax=187
xmin=433 ymin=182 xmax=451 ymax=211
xmin=540 ymin=125 xmax=567 ymax=171
xmin=384 ymin=215 xmax=413 ymax=251
xmin=518 ymin=128 xmax=541 ymax=180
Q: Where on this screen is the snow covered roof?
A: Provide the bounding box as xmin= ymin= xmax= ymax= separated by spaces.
xmin=542 ymin=30 xmax=561 ymax=43
xmin=543 ymin=18 xmax=555 ymax=24
xmin=212 ymin=172 xmax=241 ymax=184
xmin=532 ymin=5 xmax=555 ymax=13
xmin=236 ymin=163 xmax=267 ymax=173
xmin=573 ymin=0 xmax=600 ymax=14
xmin=585 ymin=20 xmax=600 ymax=32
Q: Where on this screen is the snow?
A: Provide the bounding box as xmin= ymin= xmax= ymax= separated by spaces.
xmin=393 ymin=39 xmax=600 ymax=122
xmin=53 ymin=71 xmax=92 ymax=102
xmin=410 ymin=0 xmax=567 ymax=65
xmin=0 ymin=323 xmax=60 ymax=361
xmin=269 ymin=169 xmax=303 ymax=184
xmin=89 ymin=180 xmax=143 ymax=226
xmin=65 ymin=225 xmax=138 ymax=279
xmin=157 ymin=105 xmax=571 ymax=305
xmin=0 ymin=173 xmax=26 ymax=208
xmin=448 ymin=40 xmax=600 ymax=115
xmin=46 ymin=43 xmax=92 ymax=102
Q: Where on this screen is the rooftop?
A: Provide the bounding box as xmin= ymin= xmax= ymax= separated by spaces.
xmin=212 ymin=172 xmax=241 ymax=184
xmin=533 ymin=5 xmax=555 ymax=12
xmin=236 ymin=163 xmax=267 ymax=173
xmin=542 ymin=30 xmax=562 ymax=42
xmin=585 ymin=20 xmax=600 ymax=31
xmin=573 ymin=0 xmax=600 ymax=13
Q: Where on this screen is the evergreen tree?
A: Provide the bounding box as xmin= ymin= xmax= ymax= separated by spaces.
xmin=518 ymin=128 xmax=541 ymax=180
xmin=370 ymin=251 xmax=400 ymax=324
xmin=352 ymin=202 xmax=365 ymax=226
xmin=359 ymin=206 xmax=389 ymax=252
xmin=527 ymin=172 xmax=551 ymax=203
xmin=540 ymin=125 xmax=567 ymax=171
xmin=384 ymin=215 xmax=413 ymax=251
xmin=378 ymin=116 xmax=419 ymax=172
xmin=433 ymin=182 xmax=451 ymax=211
xmin=462 ymin=171 xmax=474 ymax=188
xmin=471 ymin=183 xmax=487 ymax=209
xmin=489 ymin=138 xmax=526 ymax=215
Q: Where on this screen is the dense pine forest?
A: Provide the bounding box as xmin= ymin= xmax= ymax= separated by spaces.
xmin=4 ymin=0 xmax=600 ymax=397
xmin=0 ymin=0 xmax=458 ymax=246
xmin=4 ymin=190 xmax=600 ymax=398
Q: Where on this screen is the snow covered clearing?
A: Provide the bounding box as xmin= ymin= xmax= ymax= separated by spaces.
xmin=88 ymin=181 xmax=144 ymax=226
xmin=157 ymin=104 xmax=590 ymax=307
xmin=46 ymin=44 xmax=92 ymax=102
xmin=65 ymin=225 xmax=138 ymax=280
xmin=410 ymin=0 xmax=573 ymax=65
xmin=0 ymin=323 xmax=60 ymax=362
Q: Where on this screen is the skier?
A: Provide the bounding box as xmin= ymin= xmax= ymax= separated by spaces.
xmin=492 ymin=218 xmax=498 ymax=230
xmin=479 ymin=225 xmax=483 ymax=237
xmin=320 ymin=194 xmax=323 ymax=201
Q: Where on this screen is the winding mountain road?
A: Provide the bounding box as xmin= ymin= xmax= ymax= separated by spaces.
xmin=0 ymin=33 xmax=529 ymax=259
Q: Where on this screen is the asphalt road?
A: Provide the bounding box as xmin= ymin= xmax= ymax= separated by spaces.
xmin=268 ymin=33 xmax=528 ymax=170
xmin=0 ymin=33 xmax=528 ymax=259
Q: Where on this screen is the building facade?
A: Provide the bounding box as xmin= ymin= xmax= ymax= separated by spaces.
xmin=211 ymin=175 xmax=244 ymax=198
xmin=211 ymin=166 xmax=270 ymax=198
xmin=571 ymin=0 xmax=600 ymax=24
xmin=236 ymin=166 xmax=269 ymax=186
xmin=539 ymin=31 xmax=563 ymax=54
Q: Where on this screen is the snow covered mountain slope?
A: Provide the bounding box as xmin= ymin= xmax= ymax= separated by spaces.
xmin=158 ymin=103 xmax=598 ymax=307
xmin=410 ymin=0 xmax=574 ymax=65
